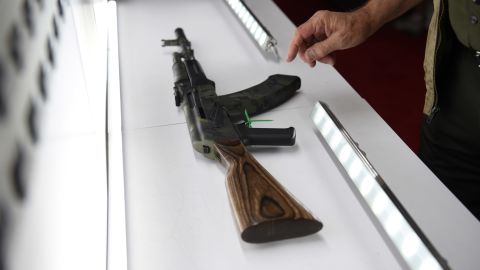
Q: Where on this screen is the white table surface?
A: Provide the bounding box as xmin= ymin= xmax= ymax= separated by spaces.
xmin=117 ymin=0 xmax=480 ymax=269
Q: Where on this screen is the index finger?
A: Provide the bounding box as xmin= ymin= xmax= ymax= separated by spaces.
xmin=287 ymin=22 xmax=316 ymax=62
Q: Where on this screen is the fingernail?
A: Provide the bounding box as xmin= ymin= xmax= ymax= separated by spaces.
xmin=306 ymin=49 xmax=316 ymax=61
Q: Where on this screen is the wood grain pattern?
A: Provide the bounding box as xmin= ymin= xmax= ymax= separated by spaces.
xmin=214 ymin=140 xmax=322 ymax=243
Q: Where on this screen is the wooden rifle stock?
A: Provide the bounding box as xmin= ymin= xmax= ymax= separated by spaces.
xmin=214 ymin=140 xmax=322 ymax=243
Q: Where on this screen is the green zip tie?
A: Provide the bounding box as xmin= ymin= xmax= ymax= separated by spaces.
xmin=244 ymin=109 xmax=273 ymax=128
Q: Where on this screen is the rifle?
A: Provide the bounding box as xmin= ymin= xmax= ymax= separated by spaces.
xmin=162 ymin=28 xmax=322 ymax=243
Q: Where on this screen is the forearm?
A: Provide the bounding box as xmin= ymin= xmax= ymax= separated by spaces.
xmin=360 ymin=0 xmax=425 ymax=33
xmin=287 ymin=0 xmax=426 ymax=65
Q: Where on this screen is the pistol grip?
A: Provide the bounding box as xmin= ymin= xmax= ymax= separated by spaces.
xmin=214 ymin=140 xmax=322 ymax=243
xmin=237 ymin=125 xmax=296 ymax=146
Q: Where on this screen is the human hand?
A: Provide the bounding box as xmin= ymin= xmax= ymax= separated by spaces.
xmin=287 ymin=9 xmax=374 ymax=67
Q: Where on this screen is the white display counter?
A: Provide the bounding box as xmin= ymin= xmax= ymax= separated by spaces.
xmin=117 ymin=1 xmax=480 ymax=269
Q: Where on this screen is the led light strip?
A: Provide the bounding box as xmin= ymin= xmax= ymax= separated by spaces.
xmin=311 ymin=102 xmax=450 ymax=270
xmin=106 ymin=1 xmax=128 ymax=270
xmin=223 ymin=0 xmax=279 ymax=59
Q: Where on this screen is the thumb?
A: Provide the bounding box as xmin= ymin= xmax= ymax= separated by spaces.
xmin=318 ymin=54 xmax=336 ymax=65
xmin=305 ymin=35 xmax=339 ymax=63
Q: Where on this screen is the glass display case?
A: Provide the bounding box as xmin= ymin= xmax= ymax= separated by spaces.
xmin=1 ymin=1 xmax=478 ymax=270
